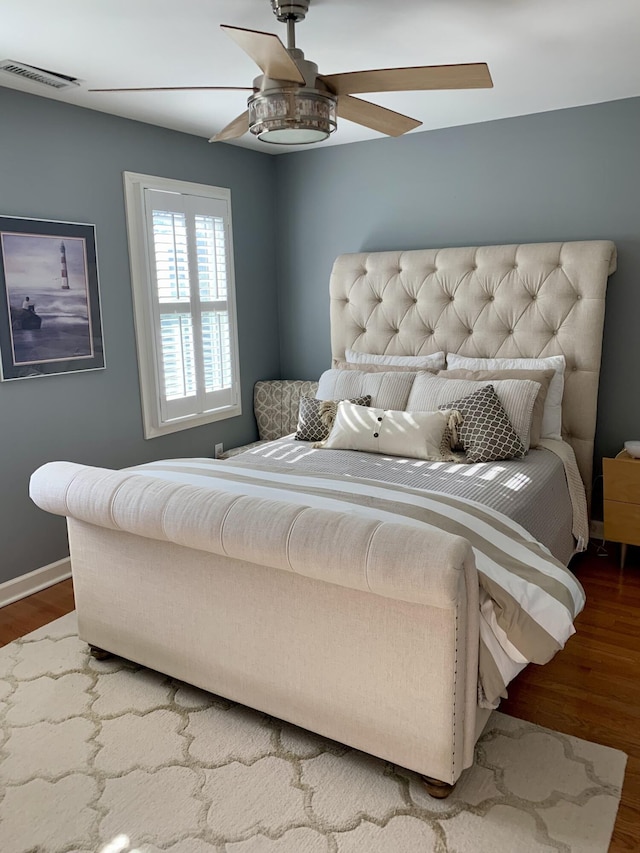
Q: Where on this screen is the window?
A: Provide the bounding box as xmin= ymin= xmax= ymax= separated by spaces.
xmin=123 ymin=173 xmax=241 ymax=438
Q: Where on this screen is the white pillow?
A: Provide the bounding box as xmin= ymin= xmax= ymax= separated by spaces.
xmin=316 ymin=369 xmax=417 ymax=412
xmin=445 ymin=354 xmax=565 ymax=440
xmin=406 ymin=373 xmax=540 ymax=451
xmin=345 ymin=349 xmax=446 ymax=370
xmin=323 ymin=401 xmax=457 ymax=460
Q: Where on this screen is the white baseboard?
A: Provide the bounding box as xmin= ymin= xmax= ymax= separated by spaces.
xmin=590 ymin=519 xmax=604 ymax=541
xmin=0 ymin=557 xmax=72 ymax=608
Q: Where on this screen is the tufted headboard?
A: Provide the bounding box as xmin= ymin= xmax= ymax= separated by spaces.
xmin=330 ymin=241 xmax=617 ymax=499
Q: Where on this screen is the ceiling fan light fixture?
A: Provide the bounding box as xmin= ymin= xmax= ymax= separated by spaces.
xmin=248 ymin=88 xmax=337 ymax=145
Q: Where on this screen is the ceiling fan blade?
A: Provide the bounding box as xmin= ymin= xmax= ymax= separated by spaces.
xmin=209 ymin=110 xmax=250 ymax=143
xmin=337 ymin=95 xmax=421 ymax=137
xmin=221 ymin=25 xmax=305 ymax=84
xmin=89 ymin=86 xmax=254 ymax=93
xmin=322 ymin=63 xmax=493 ymax=96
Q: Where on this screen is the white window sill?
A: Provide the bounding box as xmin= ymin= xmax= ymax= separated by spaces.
xmin=143 ymin=403 xmax=242 ymax=439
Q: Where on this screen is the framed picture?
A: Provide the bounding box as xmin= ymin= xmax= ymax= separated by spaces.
xmin=0 ymin=216 xmax=105 ymax=381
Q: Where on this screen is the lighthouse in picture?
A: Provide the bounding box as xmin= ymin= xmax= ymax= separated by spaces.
xmin=60 ymin=241 xmax=70 ymax=290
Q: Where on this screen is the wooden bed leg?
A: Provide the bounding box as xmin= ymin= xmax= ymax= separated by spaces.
xmin=421 ymin=775 xmax=456 ymax=799
xmin=89 ymin=645 xmax=113 ymax=661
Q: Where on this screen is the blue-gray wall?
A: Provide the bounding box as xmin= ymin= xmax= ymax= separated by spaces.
xmin=3 ymin=90 xmax=639 ymax=585
xmin=0 ymin=87 xmax=280 ymax=584
xmin=274 ymin=96 xmax=640 ymax=487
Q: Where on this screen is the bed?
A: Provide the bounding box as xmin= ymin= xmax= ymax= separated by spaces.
xmin=29 ymin=239 xmax=617 ymax=797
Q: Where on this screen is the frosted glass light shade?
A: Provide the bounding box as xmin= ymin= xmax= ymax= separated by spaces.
xmin=248 ymin=89 xmax=337 ymax=145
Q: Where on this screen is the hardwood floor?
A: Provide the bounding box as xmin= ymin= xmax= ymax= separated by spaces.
xmin=0 ymin=578 xmax=75 ymax=646
xmin=1 ymin=549 xmax=639 ymax=850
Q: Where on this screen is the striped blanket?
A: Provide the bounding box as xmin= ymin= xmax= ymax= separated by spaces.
xmin=132 ymin=458 xmax=586 ymax=708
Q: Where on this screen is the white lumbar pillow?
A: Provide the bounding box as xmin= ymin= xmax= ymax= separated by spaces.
xmin=322 ymin=401 xmax=459 ymax=461
xmin=345 ymin=349 xmax=446 ymax=370
xmin=445 ymin=354 xmax=565 ymax=440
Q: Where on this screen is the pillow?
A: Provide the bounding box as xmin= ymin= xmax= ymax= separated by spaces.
xmin=345 ymin=349 xmax=446 ymax=370
xmin=332 ymin=359 xmax=438 ymax=375
xmin=438 ymin=385 xmax=526 ymax=463
xmin=439 ymin=368 xmax=554 ymax=448
xmin=296 ymin=395 xmax=371 ymax=442
xmin=445 ymin=354 xmax=566 ymax=440
xmin=316 ymin=369 xmax=417 ymax=412
xmin=322 ymin=401 xmax=461 ymax=461
xmin=407 ymin=373 xmax=540 ymax=451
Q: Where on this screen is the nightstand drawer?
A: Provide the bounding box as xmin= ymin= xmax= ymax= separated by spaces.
xmin=604 ymin=500 xmax=640 ymax=545
xmin=603 ymin=457 xmax=640 ymax=504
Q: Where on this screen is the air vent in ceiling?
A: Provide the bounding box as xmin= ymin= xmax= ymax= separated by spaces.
xmin=0 ymin=60 xmax=79 ymax=90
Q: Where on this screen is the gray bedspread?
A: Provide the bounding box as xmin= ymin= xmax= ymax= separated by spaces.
xmin=229 ymin=438 xmax=576 ymax=565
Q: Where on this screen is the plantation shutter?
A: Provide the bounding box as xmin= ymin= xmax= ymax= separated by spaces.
xmin=143 ymin=189 xmax=238 ymax=424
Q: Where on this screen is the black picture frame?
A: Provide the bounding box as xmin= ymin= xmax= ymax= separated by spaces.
xmin=0 ymin=216 xmax=105 ymax=381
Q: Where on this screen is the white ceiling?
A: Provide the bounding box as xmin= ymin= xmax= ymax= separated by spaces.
xmin=2 ymin=0 xmax=640 ymax=155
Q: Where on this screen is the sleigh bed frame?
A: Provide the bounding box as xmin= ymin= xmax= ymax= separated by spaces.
xmin=30 ymin=240 xmax=616 ymax=797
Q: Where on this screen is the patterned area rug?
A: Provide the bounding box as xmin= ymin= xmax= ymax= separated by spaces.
xmin=0 ymin=613 xmax=626 ymax=853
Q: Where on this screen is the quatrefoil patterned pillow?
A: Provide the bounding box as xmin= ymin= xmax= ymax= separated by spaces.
xmin=439 ymin=384 xmax=526 ymax=463
xmin=296 ymin=395 xmax=371 ymax=442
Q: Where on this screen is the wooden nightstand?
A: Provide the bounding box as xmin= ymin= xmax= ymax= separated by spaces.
xmin=603 ymin=450 xmax=640 ymax=567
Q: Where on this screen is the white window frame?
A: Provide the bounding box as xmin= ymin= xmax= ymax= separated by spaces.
xmin=123 ymin=172 xmax=241 ymax=439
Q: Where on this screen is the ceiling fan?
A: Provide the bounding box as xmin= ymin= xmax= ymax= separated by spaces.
xmin=90 ymin=0 xmax=493 ymax=146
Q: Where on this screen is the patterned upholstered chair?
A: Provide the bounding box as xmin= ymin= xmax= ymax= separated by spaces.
xmin=220 ymin=379 xmax=319 ymax=459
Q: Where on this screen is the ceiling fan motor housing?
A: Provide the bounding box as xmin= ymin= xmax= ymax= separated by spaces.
xmin=271 ymin=0 xmax=310 ymax=22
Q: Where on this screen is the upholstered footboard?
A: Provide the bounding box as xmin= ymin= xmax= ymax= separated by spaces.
xmin=30 ymin=461 xmax=485 ymax=786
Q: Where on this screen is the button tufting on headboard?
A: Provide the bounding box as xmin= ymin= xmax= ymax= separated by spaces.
xmin=330 ymin=241 xmax=617 ymax=501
